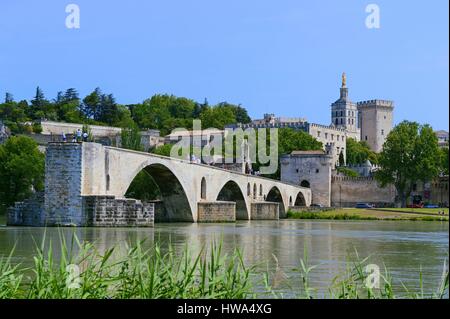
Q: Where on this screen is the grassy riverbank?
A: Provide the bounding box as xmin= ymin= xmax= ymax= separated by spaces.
xmin=0 ymin=234 xmax=448 ymax=299
xmin=287 ymin=208 xmax=449 ymax=221
xmin=375 ymin=208 xmax=449 ymax=215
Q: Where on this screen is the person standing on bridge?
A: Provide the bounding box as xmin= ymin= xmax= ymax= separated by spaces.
xmin=76 ymin=128 xmax=82 ymax=142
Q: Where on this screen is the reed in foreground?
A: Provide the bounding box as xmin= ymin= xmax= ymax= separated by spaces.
xmin=0 ymin=234 xmax=448 ymax=299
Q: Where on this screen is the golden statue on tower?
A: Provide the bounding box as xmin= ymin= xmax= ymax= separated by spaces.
xmin=342 ymin=72 xmax=347 ymax=88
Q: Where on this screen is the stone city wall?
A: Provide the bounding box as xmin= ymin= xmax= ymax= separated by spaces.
xmin=40 ymin=120 xmax=122 ymax=137
xmin=331 ymin=176 xmax=396 ymax=207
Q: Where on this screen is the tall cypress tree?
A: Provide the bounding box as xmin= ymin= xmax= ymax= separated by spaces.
xmin=4 ymin=92 xmax=14 ymax=103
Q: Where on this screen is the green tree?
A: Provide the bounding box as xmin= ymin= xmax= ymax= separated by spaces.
xmin=54 ymin=88 xmax=83 ymax=123
xmin=132 ymin=95 xmax=173 ymax=133
xmin=30 ymin=86 xmax=46 ymax=110
xmin=439 ymin=147 xmax=449 ymax=175
xmin=193 ymin=98 xmax=209 ymax=118
xmin=0 ymin=100 xmax=29 ymax=132
xmin=200 ymin=105 xmax=235 ymax=129
xmin=121 ymin=125 xmax=143 ymax=151
xmin=346 ymin=138 xmax=378 ymax=165
xmin=337 ymin=167 xmax=359 ymax=177
xmin=98 ymin=94 xmax=120 ymax=125
xmin=0 ymin=136 xmax=45 ymax=211
xmin=277 ymin=128 xmax=323 ymax=155
xmin=152 ymin=144 xmax=173 ymax=157
xmin=81 ymin=88 xmax=102 ymax=120
xmin=4 ymin=92 xmax=14 ymax=103
xmin=375 ymin=121 xmax=441 ymax=207
xmin=215 ymin=102 xmax=251 ymax=124
xmin=338 ymin=151 xmax=345 ymax=167
xmin=114 ymin=105 xmax=135 ymax=128
xmin=30 ymin=86 xmax=56 ymax=120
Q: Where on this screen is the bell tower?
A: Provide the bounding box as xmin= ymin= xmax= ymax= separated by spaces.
xmin=331 ymin=73 xmax=360 ymax=140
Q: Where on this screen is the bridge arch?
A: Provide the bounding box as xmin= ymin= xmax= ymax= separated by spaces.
xmin=266 ymin=186 xmax=286 ymax=218
xmin=216 ymin=180 xmax=249 ymax=220
xmin=294 ymin=191 xmax=306 ymax=206
xmin=125 ymin=162 xmax=194 ymax=222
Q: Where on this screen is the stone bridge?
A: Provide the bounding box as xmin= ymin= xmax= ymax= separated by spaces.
xmin=43 ymin=143 xmax=311 ymax=224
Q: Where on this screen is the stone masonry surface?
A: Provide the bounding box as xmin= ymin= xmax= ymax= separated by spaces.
xmin=250 ymin=202 xmax=279 ymax=220
xmin=197 ymin=201 xmax=236 ymax=222
xmin=83 ymin=196 xmax=154 ymax=227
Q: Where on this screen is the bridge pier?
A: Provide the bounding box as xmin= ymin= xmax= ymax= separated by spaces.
xmin=197 ymin=201 xmax=236 ymax=222
xmin=250 ymin=202 xmax=279 ymax=220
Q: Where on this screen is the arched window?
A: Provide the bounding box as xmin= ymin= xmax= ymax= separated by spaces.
xmin=253 ymin=183 xmax=257 ymax=199
xmin=201 ymin=177 xmax=206 ymax=199
xmin=340 ymin=111 xmax=343 ymax=117
xmin=335 ymin=118 xmax=338 ymax=125
xmin=300 ymin=180 xmax=310 ymax=188
xmin=259 ymin=184 xmax=263 ymax=196
xmin=247 ymin=183 xmax=251 ymax=196
xmin=106 ymin=175 xmax=110 ymax=191
xmin=289 ymin=196 xmax=293 ymax=206
xmin=340 ymin=118 xmax=343 ymax=124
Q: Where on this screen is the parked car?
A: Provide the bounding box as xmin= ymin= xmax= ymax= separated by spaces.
xmin=311 ymin=204 xmax=324 ymax=208
xmin=407 ymin=203 xmax=424 ymax=208
xmin=424 ymin=204 xmax=439 ymax=208
xmin=355 ymin=203 xmax=373 ymax=209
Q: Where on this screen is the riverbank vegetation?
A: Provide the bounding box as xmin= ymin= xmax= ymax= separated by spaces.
xmin=0 ymin=136 xmax=45 ymax=214
xmin=287 ymin=208 xmax=449 ymax=221
xmin=0 ymin=235 xmax=448 ymax=299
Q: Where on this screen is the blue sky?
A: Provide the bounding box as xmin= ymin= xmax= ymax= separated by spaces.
xmin=1 ymin=0 xmax=448 ymax=130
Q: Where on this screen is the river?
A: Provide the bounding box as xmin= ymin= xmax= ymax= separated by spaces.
xmin=0 ymin=220 xmax=448 ymax=298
